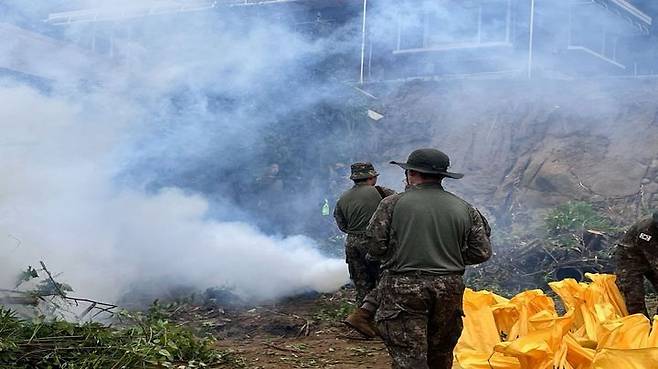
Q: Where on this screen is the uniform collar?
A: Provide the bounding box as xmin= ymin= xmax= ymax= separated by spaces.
xmin=407 ymin=182 xmax=444 ymax=191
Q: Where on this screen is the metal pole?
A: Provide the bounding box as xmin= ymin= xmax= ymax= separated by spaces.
xmin=359 ymin=0 xmax=368 ymax=84
xmin=528 ymin=0 xmax=535 ymax=79
xmin=368 ymin=40 xmax=373 ymax=80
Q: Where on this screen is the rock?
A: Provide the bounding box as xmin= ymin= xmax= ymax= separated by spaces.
xmin=644 ymin=183 xmax=658 ymax=194
xmin=378 ymin=79 xmax=658 ymax=218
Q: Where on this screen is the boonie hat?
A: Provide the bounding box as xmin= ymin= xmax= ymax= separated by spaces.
xmin=390 ymin=148 xmax=464 ymax=179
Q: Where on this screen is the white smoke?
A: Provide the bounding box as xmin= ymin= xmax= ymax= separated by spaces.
xmin=0 ymin=84 xmax=348 ymax=302
xmin=0 ymin=2 xmax=350 ymax=303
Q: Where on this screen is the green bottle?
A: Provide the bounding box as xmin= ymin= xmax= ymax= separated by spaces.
xmin=321 ymin=198 xmax=330 ymax=216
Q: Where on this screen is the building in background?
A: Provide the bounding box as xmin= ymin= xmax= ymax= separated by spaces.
xmin=1 ymin=0 xmax=657 ymax=84
xmin=364 ymin=0 xmax=655 ymax=81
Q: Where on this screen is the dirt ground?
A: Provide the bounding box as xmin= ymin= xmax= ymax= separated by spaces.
xmin=173 ymin=288 xmax=462 ymax=369
xmin=210 ymin=290 xmax=394 ymax=368
xmin=215 ymin=331 xmax=392 ymax=369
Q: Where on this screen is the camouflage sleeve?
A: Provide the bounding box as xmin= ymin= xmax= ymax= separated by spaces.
xmin=333 ymin=201 xmax=349 ymax=233
xmin=462 ymin=207 xmax=493 ymax=265
xmin=379 ymin=186 xmax=397 ymax=197
xmin=617 ymin=223 xmax=639 ymax=248
xmin=365 ymin=195 xmax=400 ymax=260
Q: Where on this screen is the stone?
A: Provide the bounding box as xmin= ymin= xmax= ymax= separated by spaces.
xmin=645 ymin=183 xmax=658 ymax=195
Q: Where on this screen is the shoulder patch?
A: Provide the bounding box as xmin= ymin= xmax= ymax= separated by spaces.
xmin=639 ymin=233 xmax=653 ymax=242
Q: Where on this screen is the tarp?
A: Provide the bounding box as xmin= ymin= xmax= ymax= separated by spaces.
xmin=456 ymin=274 xmax=658 ymax=369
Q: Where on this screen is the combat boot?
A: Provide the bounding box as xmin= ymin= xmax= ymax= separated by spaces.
xmin=344 ymin=308 xmax=379 ymax=338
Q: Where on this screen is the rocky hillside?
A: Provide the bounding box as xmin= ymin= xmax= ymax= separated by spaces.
xmin=368 ymin=78 xmax=658 ymax=227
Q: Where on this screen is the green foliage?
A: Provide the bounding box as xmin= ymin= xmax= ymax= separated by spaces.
xmin=545 ymin=201 xmax=614 ymax=234
xmin=544 ymin=201 xmax=615 ymax=247
xmin=312 ymin=301 xmax=353 ymax=322
xmin=0 ymin=306 xmax=245 ymax=369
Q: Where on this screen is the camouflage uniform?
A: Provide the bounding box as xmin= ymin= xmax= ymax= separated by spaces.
xmin=334 ymin=162 xmax=395 ymax=305
xmin=376 ymin=273 xmax=464 ymax=369
xmin=344 ymin=234 xmax=381 ymax=304
xmin=367 ymin=191 xmax=491 ymax=369
xmin=615 ymin=215 xmax=658 ymax=316
xmin=366 ymin=148 xmax=492 ymax=369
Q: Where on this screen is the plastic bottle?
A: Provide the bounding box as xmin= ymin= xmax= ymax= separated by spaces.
xmin=322 ymin=198 xmax=330 ymax=216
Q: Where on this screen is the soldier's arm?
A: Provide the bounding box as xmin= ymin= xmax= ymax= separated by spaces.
xmin=462 ymin=207 xmax=493 ymax=265
xmin=333 ymin=202 xmax=349 ymax=233
xmin=366 ymin=195 xmax=398 ymax=260
xmin=617 ymin=223 xmax=639 ymax=248
xmin=377 ymin=186 xmax=397 ymax=198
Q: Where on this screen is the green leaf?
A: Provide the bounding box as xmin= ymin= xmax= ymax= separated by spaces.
xmin=159 ymin=348 xmax=173 ymax=360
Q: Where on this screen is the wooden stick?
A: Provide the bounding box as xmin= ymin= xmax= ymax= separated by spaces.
xmin=39 ymin=261 xmax=67 ymax=298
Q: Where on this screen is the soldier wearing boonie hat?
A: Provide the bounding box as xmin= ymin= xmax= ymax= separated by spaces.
xmin=365 ymin=148 xmax=492 ymax=369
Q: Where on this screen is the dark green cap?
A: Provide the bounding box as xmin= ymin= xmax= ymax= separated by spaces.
xmin=390 ymin=148 xmax=464 ymax=179
xmin=350 ymin=162 xmax=379 ymax=180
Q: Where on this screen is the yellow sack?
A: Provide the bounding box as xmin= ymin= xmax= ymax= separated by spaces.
xmin=456 ymin=352 xmax=521 ymax=369
xmin=492 ymin=304 xmax=519 ymax=340
xmin=457 ymin=275 xmax=654 ymax=369
xmin=597 ymin=314 xmax=651 ymax=350
xmin=459 ymin=289 xmax=503 ymax=353
xmin=591 ymin=348 xmax=658 ymax=369
xmin=457 ymin=289 xmax=520 ymax=369
xmin=549 ymin=276 xmax=624 ymax=341
xmin=585 ymin=273 xmax=628 ymax=317
xmin=494 ymin=310 xmax=574 ymax=369
xmin=563 ymin=333 xmax=595 ymax=369
xmin=503 ymin=289 xmax=557 ymax=339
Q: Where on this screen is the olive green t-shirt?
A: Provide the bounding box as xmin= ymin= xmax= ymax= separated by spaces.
xmin=367 ymin=182 xmax=491 ymax=274
xmin=334 ymin=184 xmax=385 ymax=235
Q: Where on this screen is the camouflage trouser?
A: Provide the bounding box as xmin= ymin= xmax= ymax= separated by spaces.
xmin=615 ymin=245 xmax=658 ymax=316
xmin=375 ymin=272 xmax=465 ymax=369
xmin=345 ymin=234 xmax=380 ymax=305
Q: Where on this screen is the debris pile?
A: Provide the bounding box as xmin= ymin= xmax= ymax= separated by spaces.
xmin=467 ymin=201 xmax=621 ymax=295
xmin=456 ymin=273 xmax=658 ymax=369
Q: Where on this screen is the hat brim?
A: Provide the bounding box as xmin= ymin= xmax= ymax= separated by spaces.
xmin=350 ymin=172 xmax=379 ymax=180
xmin=390 ymin=161 xmax=464 ymax=179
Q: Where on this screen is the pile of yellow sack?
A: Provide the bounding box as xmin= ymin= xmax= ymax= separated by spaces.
xmin=456 ymin=274 xmax=658 ymax=369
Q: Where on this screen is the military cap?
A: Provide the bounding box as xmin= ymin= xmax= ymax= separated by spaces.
xmin=350 ymin=162 xmax=379 ymax=180
xmin=390 ymin=148 xmax=464 ymax=179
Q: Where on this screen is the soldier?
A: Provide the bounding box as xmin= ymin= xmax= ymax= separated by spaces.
xmin=615 ymin=211 xmax=658 ymax=317
xmin=334 ymin=162 xmax=395 ymax=337
xmin=366 ymin=148 xmax=492 ymax=369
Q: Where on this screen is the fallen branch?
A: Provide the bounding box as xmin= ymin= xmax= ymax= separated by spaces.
xmin=0 ymin=296 xmax=38 ymax=305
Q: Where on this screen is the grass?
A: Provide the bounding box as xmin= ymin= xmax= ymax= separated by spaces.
xmin=0 ymin=305 xmax=246 ymax=369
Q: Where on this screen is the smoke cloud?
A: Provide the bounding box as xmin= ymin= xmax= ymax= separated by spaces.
xmin=0 ymin=1 xmax=355 ymax=303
